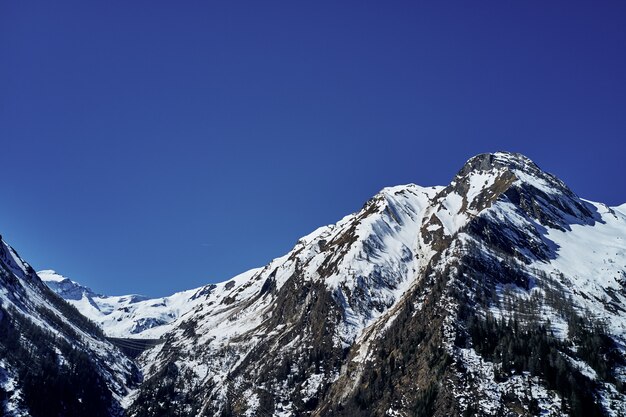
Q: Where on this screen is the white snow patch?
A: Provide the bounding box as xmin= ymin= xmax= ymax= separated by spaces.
xmin=300 ymin=373 xmax=324 ymax=402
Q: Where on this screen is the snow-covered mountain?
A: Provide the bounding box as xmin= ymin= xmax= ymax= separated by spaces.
xmin=10 ymin=151 xmax=626 ymax=417
xmin=38 ymin=269 xmax=220 ymax=339
xmin=38 ymin=269 xmax=105 ymax=301
xmin=0 ymin=237 xmax=138 ymax=416
xmin=122 ymin=152 xmax=626 ymax=417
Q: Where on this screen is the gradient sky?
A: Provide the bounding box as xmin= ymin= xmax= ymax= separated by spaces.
xmin=1 ymin=0 xmax=625 ymax=297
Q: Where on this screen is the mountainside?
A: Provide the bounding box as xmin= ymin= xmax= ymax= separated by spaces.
xmin=0 ymin=238 xmax=139 ymax=416
xmin=118 ymin=152 xmax=626 ymax=417
xmin=15 ymin=151 xmax=626 ymax=417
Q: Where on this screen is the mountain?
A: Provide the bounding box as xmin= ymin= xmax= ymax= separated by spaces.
xmin=38 ymin=270 xmax=219 ymax=339
xmin=38 ymin=269 xmax=105 ymax=301
xmin=24 ymin=151 xmax=626 ymax=416
xmin=0 ymin=237 xmax=139 ymax=416
xmin=116 ymin=152 xmax=625 ymax=417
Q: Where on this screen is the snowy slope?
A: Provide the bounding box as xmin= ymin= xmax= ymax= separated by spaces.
xmin=0 ymin=237 xmax=138 ymax=416
xmin=39 ymin=269 xmax=231 ymax=339
xmin=126 ymin=152 xmax=626 ymax=417
xmin=531 ymin=201 xmax=626 ymax=337
xmin=438 ymin=154 xmax=626 ymax=415
xmin=43 ymin=184 xmax=443 ymax=344
xmin=150 ymin=183 xmax=440 ymax=347
xmin=127 ymin=183 xmax=444 ymax=415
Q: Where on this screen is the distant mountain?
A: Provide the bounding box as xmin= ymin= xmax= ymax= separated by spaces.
xmin=38 ymin=269 xmax=105 ymax=301
xmin=39 ymin=269 xmax=226 ymax=339
xmin=0 ymin=238 xmax=138 ymax=416
xmin=8 ymin=151 xmax=626 ymax=417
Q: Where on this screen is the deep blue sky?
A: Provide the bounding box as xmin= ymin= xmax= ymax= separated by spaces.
xmin=1 ymin=0 xmax=625 ymax=296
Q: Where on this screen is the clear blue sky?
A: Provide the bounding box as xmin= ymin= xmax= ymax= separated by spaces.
xmin=1 ymin=0 xmax=625 ymax=297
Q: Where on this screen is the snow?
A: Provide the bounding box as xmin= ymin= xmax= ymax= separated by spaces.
xmin=0 ymin=237 xmax=29 ymax=279
xmin=300 ymin=373 xmax=324 ymax=402
xmin=0 ymin=360 xmax=28 ymax=417
xmin=567 ymin=356 xmax=598 ymax=380
xmin=296 ymin=224 xmax=334 ymax=246
xmin=37 ymin=269 xmax=67 ymax=282
xmin=614 ymin=203 xmax=626 ymax=216
xmin=436 ymin=192 xmax=467 ymax=235
xmin=242 ymin=389 xmax=260 ymax=416
xmin=455 ymin=348 xmax=566 ymax=416
xmin=530 ymin=200 xmax=626 ymax=339
xmin=466 ymin=172 xmax=496 ymax=209
xmin=512 ymin=170 xmax=555 ymax=195
xmin=7 ymin=247 xmax=28 ymax=277
xmin=320 ymin=185 xmax=441 ymax=345
xmin=40 ymin=267 xmax=264 ymax=339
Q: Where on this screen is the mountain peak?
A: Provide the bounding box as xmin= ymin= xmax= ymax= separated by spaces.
xmin=451 ymin=151 xmax=558 ymax=206
xmin=38 ymin=269 xmax=102 ymax=300
xmin=419 ymin=151 xmax=595 ymax=245
xmin=38 ymin=269 xmax=70 ymax=283
xmin=457 ymin=151 xmax=540 ymax=178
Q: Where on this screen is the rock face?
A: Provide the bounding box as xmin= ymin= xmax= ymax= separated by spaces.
xmin=0 ymin=238 xmax=138 ymax=416
xmin=115 ymin=152 xmax=626 ymax=417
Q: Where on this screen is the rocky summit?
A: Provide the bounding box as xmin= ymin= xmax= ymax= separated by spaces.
xmin=3 ymin=152 xmax=626 ymax=417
